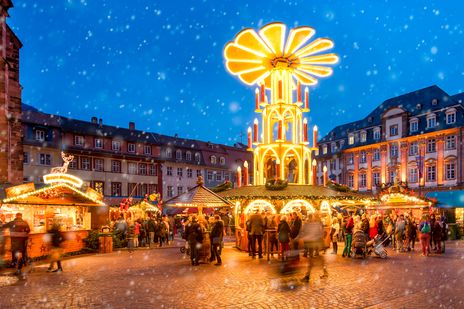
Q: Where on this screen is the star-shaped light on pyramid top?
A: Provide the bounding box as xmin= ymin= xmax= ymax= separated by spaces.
xmin=224 ymin=22 xmax=339 ymax=88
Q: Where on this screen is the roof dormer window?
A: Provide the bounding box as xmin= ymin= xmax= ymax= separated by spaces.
xmin=431 ymin=98 xmax=438 ymax=106
xmin=348 ymin=134 xmax=354 ymax=145
xmin=416 ymin=103 xmax=422 ymax=110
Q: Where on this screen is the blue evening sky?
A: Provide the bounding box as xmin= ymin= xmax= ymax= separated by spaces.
xmin=9 ymin=0 xmax=464 ymax=145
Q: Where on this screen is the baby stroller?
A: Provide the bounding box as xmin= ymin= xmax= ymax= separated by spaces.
xmin=367 ymin=232 xmax=391 ymax=259
xmin=351 ymin=230 xmax=368 ymax=259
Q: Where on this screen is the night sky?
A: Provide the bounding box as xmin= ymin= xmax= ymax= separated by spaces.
xmin=9 ymin=0 xmax=464 ymax=145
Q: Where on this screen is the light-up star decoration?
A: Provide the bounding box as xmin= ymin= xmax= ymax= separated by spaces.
xmin=224 ymin=22 xmax=339 ymax=186
xmin=224 ymin=22 xmax=338 ymax=87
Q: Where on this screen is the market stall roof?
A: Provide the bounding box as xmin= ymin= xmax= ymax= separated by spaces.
xmin=2 ymin=182 xmax=105 ymax=207
xmin=425 ymin=190 xmax=464 ymax=208
xmin=130 ymin=200 xmax=161 ymax=213
xmin=217 ymin=184 xmax=371 ymax=204
xmin=366 ymin=192 xmax=431 ymax=210
xmin=164 ymin=184 xmax=233 ymax=208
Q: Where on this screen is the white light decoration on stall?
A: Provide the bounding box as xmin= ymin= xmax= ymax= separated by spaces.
xmin=281 ymin=199 xmax=315 ymax=214
xmin=243 ymin=200 xmax=277 ymax=214
xmin=320 ymin=200 xmax=332 ymax=216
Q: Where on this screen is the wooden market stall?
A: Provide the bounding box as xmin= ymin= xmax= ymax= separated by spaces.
xmin=218 ymin=184 xmax=372 ymax=253
xmin=1 ymin=172 xmax=106 ymax=259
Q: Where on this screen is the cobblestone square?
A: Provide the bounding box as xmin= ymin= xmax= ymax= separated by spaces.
xmin=0 ymin=240 xmax=463 ymax=308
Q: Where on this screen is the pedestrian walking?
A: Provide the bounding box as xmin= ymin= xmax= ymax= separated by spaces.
xmin=249 ymin=209 xmax=265 ymax=259
xmin=47 ymin=222 xmax=64 ymax=273
xmin=210 ymin=215 xmax=224 ymax=265
xmin=266 ymin=215 xmax=278 ymax=257
xmin=331 ymin=218 xmax=340 ymax=254
xmin=147 ymin=216 xmax=156 ymax=248
xmin=126 ymin=221 xmax=135 ymax=253
xmin=395 ymin=214 xmax=406 ymax=252
xmin=432 ymin=219 xmax=442 ymax=254
xmin=342 ymin=215 xmax=354 ymax=258
xmin=278 ymin=215 xmax=291 ymax=260
xmin=3 ymin=213 xmax=30 ymax=275
xmin=246 ymin=218 xmax=253 ymax=256
xmin=301 ymin=214 xmax=327 ymax=282
xmin=368 ymin=215 xmax=377 ymax=240
xmin=439 ymin=216 xmax=448 ymax=253
xmin=408 ymin=217 xmax=417 ymax=251
xmin=185 ymin=216 xmax=203 ymax=266
xmin=114 ymin=214 xmax=127 ymax=241
xmin=134 ymin=220 xmax=141 ymax=248
xmin=418 ymin=216 xmax=431 ymax=257
xmin=289 ymin=212 xmax=302 ymax=259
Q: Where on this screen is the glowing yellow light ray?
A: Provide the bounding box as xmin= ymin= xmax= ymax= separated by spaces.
xmin=226 ymin=61 xmax=266 ymax=74
xmin=293 ymin=38 xmax=334 ymax=58
xmin=299 ymin=53 xmax=339 ymax=64
xmin=298 ymin=64 xmax=333 ymax=77
xmin=284 ymin=27 xmax=315 ymax=56
xmin=235 ymin=29 xmax=273 ymax=57
xmin=224 ymin=44 xmax=267 ymax=62
xmin=293 ymin=69 xmax=318 ymax=85
xmin=259 ymin=23 xmax=286 ymax=56
xmin=239 ymin=67 xmax=270 ymax=85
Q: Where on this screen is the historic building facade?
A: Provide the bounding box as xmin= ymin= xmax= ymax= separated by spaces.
xmin=21 ymin=104 xmax=252 ymax=203
xmin=316 ymin=85 xmax=464 ymax=193
xmin=0 ymin=1 xmax=23 ymax=186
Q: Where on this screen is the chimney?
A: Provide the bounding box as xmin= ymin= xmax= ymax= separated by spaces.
xmin=91 ymin=117 xmax=98 ymax=124
xmin=129 ymin=121 xmax=135 ymax=130
xmin=98 ymin=118 xmax=103 ymax=126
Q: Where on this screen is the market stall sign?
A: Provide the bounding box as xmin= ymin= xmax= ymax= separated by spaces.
xmin=43 ymin=173 xmax=83 ymax=188
xmin=5 ymin=183 xmax=35 ymax=198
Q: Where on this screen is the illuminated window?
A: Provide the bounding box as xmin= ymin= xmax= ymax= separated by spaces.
xmin=220 ymin=157 xmax=226 ymax=165
xmin=35 ymin=129 xmax=45 ymax=141
xmin=74 ymin=135 xmax=84 ymax=146
xmin=322 ymin=145 xmax=327 ymax=154
xmin=211 ymin=156 xmax=217 ymax=164
xmin=446 ymin=135 xmax=456 ymax=150
xmin=92 ymin=181 xmax=104 ymax=195
xmin=128 ymin=143 xmax=136 ymax=153
xmin=95 ymin=138 xmax=103 ymax=149
xmin=360 ymin=131 xmax=367 ymax=143
xmin=348 ymin=134 xmax=354 ymax=145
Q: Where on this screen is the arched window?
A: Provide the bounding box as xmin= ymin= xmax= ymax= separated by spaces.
xmin=195 ymin=152 xmax=201 ymax=162
xmin=210 ymin=155 xmax=217 ymax=164
xmin=219 ymin=157 xmax=226 ymax=165
xmin=186 ymin=151 xmax=192 ymax=161
xmin=176 ymin=150 xmax=182 ymax=160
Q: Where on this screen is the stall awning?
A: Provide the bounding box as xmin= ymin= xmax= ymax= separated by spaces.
xmin=426 ymin=190 xmax=464 ymax=208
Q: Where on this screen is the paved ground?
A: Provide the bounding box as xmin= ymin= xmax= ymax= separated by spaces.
xmin=0 ymin=240 xmax=464 ymax=308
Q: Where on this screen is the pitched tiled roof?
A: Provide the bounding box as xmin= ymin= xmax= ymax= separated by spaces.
xmin=217 ymin=184 xmax=367 ymax=201
xmin=164 ymin=185 xmax=232 ymax=208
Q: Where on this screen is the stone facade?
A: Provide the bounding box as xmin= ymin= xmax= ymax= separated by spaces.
xmin=0 ymin=1 xmax=23 ymax=186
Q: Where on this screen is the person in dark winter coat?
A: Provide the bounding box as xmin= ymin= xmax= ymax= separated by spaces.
xmin=249 ymin=210 xmax=265 ymax=259
xmin=184 ymin=216 xmax=203 ymax=266
xmin=47 ymin=223 xmax=65 ymax=272
xmin=209 ymin=215 xmax=224 ymax=265
xmin=278 ymin=215 xmax=291 ymax=260
xmin=3 ymin=213 xmax=30 ymax=275
xmin=289 ymin=212 xmax=302 ymax=259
